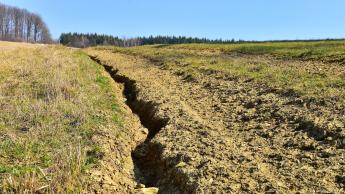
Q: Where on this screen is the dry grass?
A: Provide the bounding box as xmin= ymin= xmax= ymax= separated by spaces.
xmin=0 ymin=41 xmax=42 ymax=52
xmin=0 ymin=42 xmax=124 ymax=193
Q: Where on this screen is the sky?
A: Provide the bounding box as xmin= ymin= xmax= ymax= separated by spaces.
xmin=1 ymin=0 xmax=345 ymax=41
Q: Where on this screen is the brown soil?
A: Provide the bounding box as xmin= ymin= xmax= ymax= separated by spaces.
xmin=88 ymin=51 xmax=345 ymax=194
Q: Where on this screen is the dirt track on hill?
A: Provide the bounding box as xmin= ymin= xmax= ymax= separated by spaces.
xmin=88 ymin=50 xmax=345 ymax=193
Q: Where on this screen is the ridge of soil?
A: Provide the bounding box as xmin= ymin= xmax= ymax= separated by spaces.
xmin=84 ymin=60 xmax=145 ymax=193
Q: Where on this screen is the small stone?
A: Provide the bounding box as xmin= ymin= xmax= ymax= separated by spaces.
xmin=276 ymin=181 xmax=285 ymax=188
xmin=209 ymin=178 xmax=214 ymax=183
xmin=136 ymin=187 xmax=159 ymax=194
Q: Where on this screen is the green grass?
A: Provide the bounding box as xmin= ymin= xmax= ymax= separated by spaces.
xmin=164 ymin=40 xmax=345 ymax=63
xmin=0 ymin=43 xmax=124 ymax=193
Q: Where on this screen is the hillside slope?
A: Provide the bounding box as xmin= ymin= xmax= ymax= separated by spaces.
xmin=0 ymin=41 xmax=145 ymax=193
xmin=87 ymin=42 xmax=345 ymax=193
xmin=1 ymin=41 xmax=345 ymax=193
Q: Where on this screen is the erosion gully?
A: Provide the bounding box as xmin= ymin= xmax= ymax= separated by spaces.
xmin=89 ymin=56 xmax=179 ymax=193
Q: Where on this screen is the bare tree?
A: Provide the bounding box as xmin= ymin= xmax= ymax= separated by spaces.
xmin=0 ymin=5 xmax=5 ymax=39
xmin=0 ymin=3 xmax=52 ymax=43
xmin=25 ymin=12 xmax=34 ymax=42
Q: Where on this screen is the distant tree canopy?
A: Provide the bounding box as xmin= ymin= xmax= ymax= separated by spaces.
xmin=60 ymin=32 xmax=345 ymax=48
xmin=138 ymin=36 xmax=234 ymax=45
xmin=60 ymin=33 xmax=124 ymax=48
xmin=59 ymin=33 xmax=235 ymax=48
xmin=0 ymin=3 xmax=52 ymax=43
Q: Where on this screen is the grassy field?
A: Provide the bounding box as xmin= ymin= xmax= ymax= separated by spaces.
xmin=0 ymin=42 xmax=126 ymax=193
xmin=1 ymin=40 xmax=345 ymax=193
xmin=93 ymin=40 xmax=345 ymax=99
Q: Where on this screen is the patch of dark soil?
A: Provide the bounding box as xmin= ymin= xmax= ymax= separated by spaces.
xmin=295 ymin=120 xmax=328 ymax=141
xmin=336 ymin=175 xmax=345 ymax=189
xmin=294 ymin=118 xmax=345 ymax=148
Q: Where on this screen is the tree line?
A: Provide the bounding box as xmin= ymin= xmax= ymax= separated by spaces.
xmin=138 ymin=36 xmax=235 ymax=45
xmin=60 ymin=33 xmax=345 ymax=48
xmin=0 ymin=3 xmax=52 ymax=43
xmin=59 ymin=33 xmax=236 ymax=48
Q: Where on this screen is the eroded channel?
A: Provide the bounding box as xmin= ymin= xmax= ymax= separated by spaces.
xmin=89 ymin=56 xmax=182 ymax=193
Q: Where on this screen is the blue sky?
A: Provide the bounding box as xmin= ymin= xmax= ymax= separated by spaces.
xmin=2 ymin=0 xmax=345 ymax=40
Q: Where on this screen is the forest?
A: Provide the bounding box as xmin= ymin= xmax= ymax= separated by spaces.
xmin=60 ymin=33 xmax=345 ymax=48
xmin=59 ymin=32 xmax=235 ymax=48
xmin=0 ymin=3 xmax=52 ymax=43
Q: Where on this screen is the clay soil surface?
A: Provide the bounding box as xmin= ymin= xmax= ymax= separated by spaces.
xmin=87 ymin=45 xmax=345 ymax=193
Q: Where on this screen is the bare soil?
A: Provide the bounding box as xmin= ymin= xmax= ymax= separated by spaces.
xmin=88 ymin=50 xmax=345 ymax=194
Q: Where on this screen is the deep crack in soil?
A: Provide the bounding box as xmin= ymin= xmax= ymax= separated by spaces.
xmin=89 ymin=56 xmax=180 ymax=193
xmin=87 ymin=50 xmax=345 ymax=193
